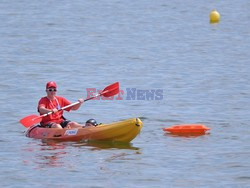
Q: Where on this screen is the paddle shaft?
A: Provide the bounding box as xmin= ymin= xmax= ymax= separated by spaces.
xmin=40 ymin=93 xmax=102 ymax=118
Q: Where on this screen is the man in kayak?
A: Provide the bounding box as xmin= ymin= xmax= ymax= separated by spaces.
xmin=38 ymin=81 xmax=84 ymax=129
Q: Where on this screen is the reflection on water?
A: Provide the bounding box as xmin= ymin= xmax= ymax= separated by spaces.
xmin=72 ymin=140 xmax=140 ymax=150
xmin=35 ymin=151 xmax=67 ymax=168
xmin=22 ymin=141 xmax=68 ymax=168
xmin=42 ymin=139 xmax=140 ymax=150
xmin=163 ymin=132 xmax=211 ymax=138
xmin=22 ymin=140 xmax=141 ymax=169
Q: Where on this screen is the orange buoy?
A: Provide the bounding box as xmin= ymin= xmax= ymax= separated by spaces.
xmin=163 ymin=124 xmax=210 ymax=135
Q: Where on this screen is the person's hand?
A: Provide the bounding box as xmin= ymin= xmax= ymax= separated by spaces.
xmin=78 ymin=98 xmax=84 ymax=104
xmin=51 ymin=108 xmax=58 ymax=114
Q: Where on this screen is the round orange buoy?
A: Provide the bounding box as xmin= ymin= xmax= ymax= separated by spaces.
xmin=163 ymin=124 xmax=210 ymax=135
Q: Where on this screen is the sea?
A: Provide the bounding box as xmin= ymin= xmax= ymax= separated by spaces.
xmin=0 ymin=0 xmax=250 ymax=187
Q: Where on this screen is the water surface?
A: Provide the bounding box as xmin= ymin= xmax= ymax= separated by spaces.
xmin=0 ymin=0 xmax=250 ymax=187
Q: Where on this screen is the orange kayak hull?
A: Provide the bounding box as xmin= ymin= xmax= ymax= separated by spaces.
xmin=26 ymin=118 xmax=143 ymax=142
xmin=163 ymin=124 xmax=210 ymax=135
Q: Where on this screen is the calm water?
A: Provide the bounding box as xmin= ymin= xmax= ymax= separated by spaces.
xmin=1 ymin=0 xmax=250 ymax=187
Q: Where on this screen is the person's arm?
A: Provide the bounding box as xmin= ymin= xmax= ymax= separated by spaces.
xmin=71 ymin=98 xmax=84 ymax=111
xmin=39 ymin=106 xmax=58 ymax=114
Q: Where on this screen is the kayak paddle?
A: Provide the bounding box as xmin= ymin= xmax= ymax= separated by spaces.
xmin=20 ymin=82 xmax=120 ymax=128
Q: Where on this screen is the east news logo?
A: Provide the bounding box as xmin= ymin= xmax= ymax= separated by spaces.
xmin=86 ymin=88 xmax=163 ymax=100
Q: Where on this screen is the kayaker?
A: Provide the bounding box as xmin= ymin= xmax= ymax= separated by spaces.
xmin=38 ymin=81 xmax=84 ymax=129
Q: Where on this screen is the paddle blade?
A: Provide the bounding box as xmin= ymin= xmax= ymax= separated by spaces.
xmin=20 ymin=114 xmax=42 ymax=128
xmin=101 ymin=82 xmax=120 ymax=97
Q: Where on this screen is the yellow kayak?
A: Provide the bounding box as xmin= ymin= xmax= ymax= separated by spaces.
xmin=26 ymin=118 xmax=143 ymax=142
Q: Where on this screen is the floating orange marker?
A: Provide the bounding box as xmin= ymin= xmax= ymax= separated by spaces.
xmin=163 ymin=124 xmax=210 ymax=135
